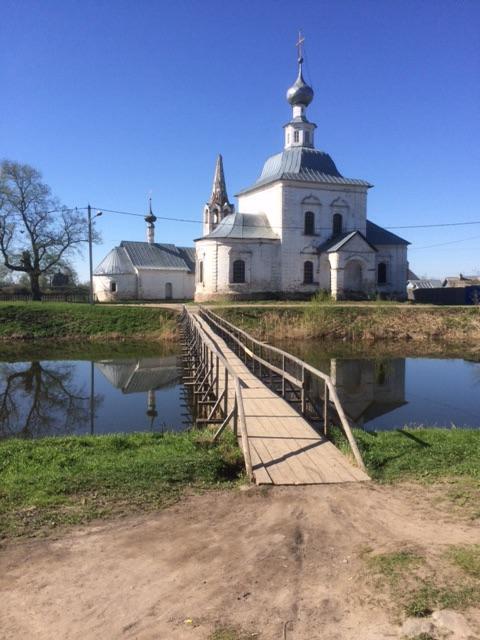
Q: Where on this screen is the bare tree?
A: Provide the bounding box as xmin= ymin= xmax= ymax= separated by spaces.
xmin=0 ymin=160 xmax=94 ymax=300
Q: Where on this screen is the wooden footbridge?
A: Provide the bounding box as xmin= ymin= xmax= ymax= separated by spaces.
xmin=179 ymin=307 xmax=369 ymax=485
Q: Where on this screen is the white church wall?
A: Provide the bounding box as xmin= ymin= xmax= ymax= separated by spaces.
xmin=280 ymin=183 xmax=368 ymax=292
xmin=195 ymin=239 xmax=280 ymax=301
xmin=93 ymin=274 xmax=138 ymax=302
xmin=137 ymin=269 xmax=194 ymax=300
xmin=237 ymin=183 xmax=284 ymax=239
xmin=375 ymin=244 xmax=408 ymax=297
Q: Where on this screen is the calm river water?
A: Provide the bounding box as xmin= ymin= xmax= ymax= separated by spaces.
xmin=1 ymin=343 xmax=479 ymax=438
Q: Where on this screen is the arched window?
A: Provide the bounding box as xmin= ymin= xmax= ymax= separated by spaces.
xmin=303 ymin=261 xmax=314 ymax=284
xmin=377 ymin=262 xmax=387 ymax=284
xmin=333 ymin=213 xmax=343 ymax=236
xmin=304 ymin=131 xmax=309 ymax=145
xmin=304 ymin=211 xmax=314 ymax=235
xmin=110 ymin=281 xmax=117 ymax=293
xmin=232 ymin=259 xmax=245 ymax=283
xmin=294 ymin=130 xmax=299 ymax=143
xmin=199 ymin=261 xmax=204 ymax=284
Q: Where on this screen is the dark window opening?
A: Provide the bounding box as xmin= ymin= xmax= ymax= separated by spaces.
xmin=303 ymin=261 xmax=314 ymax=284
xmin=377 ymin=262 xmax=387 ymax=284
xmin=333 ymin=213 xmax=343 ymax=236
xmin=304 ymin=131 xmax=309 ymax=144
xmin=199 ymin=261 xmax=204 ymax=283
xmin=294 ymin=130 xmax=299 ymax=143
xmin=110 ymin=281 xmax=117 ymax=293
xmin=232 ymin=259 xmax=245 ymax=283
xmin=304 ymin=211 xmax=314 ymax=235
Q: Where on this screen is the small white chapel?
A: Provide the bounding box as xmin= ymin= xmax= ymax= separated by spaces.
xmin=195 ymin=41 xmax=409 ymax=301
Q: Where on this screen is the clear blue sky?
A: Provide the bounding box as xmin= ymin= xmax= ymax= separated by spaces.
xmin=2 ymin=0 xmax=479 ymax=281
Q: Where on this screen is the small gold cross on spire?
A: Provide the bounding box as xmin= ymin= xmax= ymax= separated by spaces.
xmin=296 ymin=30 xmax=305 ymax=61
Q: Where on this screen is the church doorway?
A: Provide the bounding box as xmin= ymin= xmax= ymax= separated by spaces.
xmin=344 ymin=259 xmax=363 ymax=294
xmin=165 ymin=282 xmax=173 ymax=300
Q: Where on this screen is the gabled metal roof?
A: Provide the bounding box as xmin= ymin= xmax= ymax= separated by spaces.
xmin=237 ymin=147 xmax=372 ymax=195
xmin=366 ymin=220 xmax=410 ymax=246
xmin=93 ymin=246 xmax=135 ymax=276
xmin=120 ymin=241 xmax=195 ymax=272
xmin=317 ymin=231 xmax=378 ymax=254
xmin=96 ymin=356 xmax=180 ymax=393
xmin=197 ymin=212 xmax=279 ymax=241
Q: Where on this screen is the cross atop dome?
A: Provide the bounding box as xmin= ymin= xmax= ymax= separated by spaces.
xmin=284 ymin=32 xmax=316 ymax=149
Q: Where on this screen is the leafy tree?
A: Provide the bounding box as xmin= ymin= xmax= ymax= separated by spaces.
xmin=0 ymin=160 xmax=94 ymax=300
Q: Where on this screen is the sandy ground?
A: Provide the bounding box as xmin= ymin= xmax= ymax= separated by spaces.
xmin=1 ymin=483 xmax=479 ymax=640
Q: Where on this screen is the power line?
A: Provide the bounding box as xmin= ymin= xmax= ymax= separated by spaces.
xmin=92 ymin=205 xmax=480 ymax=233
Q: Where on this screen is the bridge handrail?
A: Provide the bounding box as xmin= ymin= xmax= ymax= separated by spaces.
xmin=198 ymin=305 xmax=366 ymax=472
xmin=181 ymin=307 xmax=254 ymax=481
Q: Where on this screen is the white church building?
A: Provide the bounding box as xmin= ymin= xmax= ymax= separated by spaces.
xmin=93 ymin=202 xmax=195 ymax=302
xmin=195 ymin=50 xmax=409 ymax=301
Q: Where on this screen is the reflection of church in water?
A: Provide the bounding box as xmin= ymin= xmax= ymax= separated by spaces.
xmin=316 ymin=358 xmax=407 ymax=429
xmin=96 ymin=356 xmax=180 ymax=428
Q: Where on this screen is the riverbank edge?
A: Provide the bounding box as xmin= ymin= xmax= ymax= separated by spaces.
xmin=213 ymin=304 xmax=480 ymax=345
xmin=0 ymin=431 xmax=244 ymax=540
xmin=0 ymin=302 xmax=178 ymax=341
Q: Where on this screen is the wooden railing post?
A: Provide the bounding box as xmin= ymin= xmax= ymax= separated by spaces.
xmin=323 ymin=380 xmax=329 ymax=436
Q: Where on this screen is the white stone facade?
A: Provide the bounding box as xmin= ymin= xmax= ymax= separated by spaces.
xmin=194 ymin=56 xmax=409 ymax=302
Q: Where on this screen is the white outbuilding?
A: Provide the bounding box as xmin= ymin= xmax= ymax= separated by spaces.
xmin=93 ymin=203 xmax=195 ymax=302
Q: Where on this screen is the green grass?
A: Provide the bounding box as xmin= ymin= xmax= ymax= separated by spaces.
xmin=448 ymin=545 xmax=480 ymax=578
xmin=0 ymin=431 xmax=244 ymax=538
xmin=367 ymin=550 xmax=423 ymax=579
xmin=404 ymin=583 xmax=480 ymax=617
xmin=330 ymin=427 xmax=480 ymax=482
xmin=209 ymin=628 xmax=259 ymax=640
xmin=0 ymin=302 xmax=177 ymax=340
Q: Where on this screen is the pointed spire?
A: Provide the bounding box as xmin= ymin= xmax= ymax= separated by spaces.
xmin=209 ymin=154 xmax=231 ymax=208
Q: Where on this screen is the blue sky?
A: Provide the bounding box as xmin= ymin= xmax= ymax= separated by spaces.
xmin=1 ymin=0 xmax=479 ymax=281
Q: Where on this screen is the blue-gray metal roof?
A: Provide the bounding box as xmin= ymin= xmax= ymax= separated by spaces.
xmin=120 ymin=241 xmax=195 ymax=271
xmin=96 ymin=356 xmax=180 ymax=393
xmin=93 ymin=247 xmax=135 ymax=276
xmin=237 ymin=147 xmax=372 ymax=195
xmin=317 ymin=231 xmax=378 ymax=254
xmin=366 ymin=220 xmax=410 ymax=246
xmin=197 ymin=212 xmax=279 ymax=241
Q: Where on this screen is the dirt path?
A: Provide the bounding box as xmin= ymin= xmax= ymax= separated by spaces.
xmin=1 ymin=483 xmax=479 ymax=640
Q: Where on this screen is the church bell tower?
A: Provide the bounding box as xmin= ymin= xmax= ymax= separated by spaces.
xmin=203 ymin=154 xmax=234 ymax=235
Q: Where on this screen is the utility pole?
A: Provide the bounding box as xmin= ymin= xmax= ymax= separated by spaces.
xmin=88 ymin=204 xmax=102 ymax=305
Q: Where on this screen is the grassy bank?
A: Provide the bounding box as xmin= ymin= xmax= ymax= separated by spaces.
xmin=0 ymin=302 xmax=177 ymax=341
xmin=332 ymin=427 xmax=480 ymax=483
xmin=0 ymin=431 xmax=243 ymax=539
xmin=214 ymin=304 xmax=480 ymax=345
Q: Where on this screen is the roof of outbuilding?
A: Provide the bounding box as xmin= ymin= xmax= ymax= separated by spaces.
xmin=93 ymin=246 xmax=135 ymax=276
xmin=120 ymin=241 xmax=195 ymax=271
xmin=366 ymin=220 xmax=410 ymax=246
xmin=237 ymin=147 xmax=372 ymax=195
xmin=197 ymin=212 xmax=279 ymax=241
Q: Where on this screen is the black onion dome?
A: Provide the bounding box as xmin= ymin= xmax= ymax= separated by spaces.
xmin=286 ymin=59 xmax=314 ymax=106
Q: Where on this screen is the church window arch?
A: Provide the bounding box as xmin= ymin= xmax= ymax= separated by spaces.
xmin=294 ymin=130 xmax=299 ymax=143
xmin=332 ymin=213 xmax=343 ymax=236
xmin=377 ymin=262 xmax=388 ymax=285
xmin=199 ymin=261 xmax=204 ymax=284
xmin=303 ymin=261 xmax=314 ymax=284
xmin=304 ymin=131 xmax=309 ymax=144
xmin=232 ymin=259 xmax=245 ymax=284
xmin=304 ymin=211 xmax=315 ymax=235
xmin=110 ymin=281 xmax=117 ymax=293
